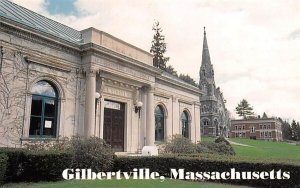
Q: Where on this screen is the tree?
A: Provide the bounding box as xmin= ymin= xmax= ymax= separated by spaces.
xmin=150 ymin=21 xmax=169 ymax=70
xmin=165 ymin=65 xmax=178 ymax=77
xmin=178 ymin=73 xmax=198 ymax=87
xmin=235 ymin=99 xmax=254 ymax=119
xmin=291 ymin=120 xmax=299 ymax=141
xmin=279 ymin=118 xmax=292 ymax=140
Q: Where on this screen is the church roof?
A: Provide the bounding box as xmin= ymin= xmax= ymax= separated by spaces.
xmin=0 ymin=0 xmax=82 ymax=44
xmin=202 ymin=27 xmax=212 ymax=65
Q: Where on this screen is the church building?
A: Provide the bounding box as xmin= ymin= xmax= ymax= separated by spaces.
xmin=0 ymin=0 xmax=201 ymax=153
xmin=199 ymin=28 xmax=230 ymax=137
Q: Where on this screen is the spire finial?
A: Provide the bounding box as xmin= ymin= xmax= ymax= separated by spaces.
xmin=204 ymin=26 xmax=206 ymax=35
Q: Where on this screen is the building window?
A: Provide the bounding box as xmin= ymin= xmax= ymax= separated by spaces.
xmin=181 ymin=111 xmax=189 ymax=138
xmin=29 ymin=81 xmax=58 ymax=138
xmin=203 ymin=119 xmax=209 ymax=126
xmin=251 ymin=126 xmax=255 ymax=133
xmin=269 ymin=132 xmax=272 ymax=137
xmin=155 ymin=105 xmax=164 ymax=141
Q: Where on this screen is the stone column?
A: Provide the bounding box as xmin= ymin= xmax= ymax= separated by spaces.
xmin=146 ymin=86 xmax=155 ymax=146
xmin=84 ymin=69 xmax=96 ymax=137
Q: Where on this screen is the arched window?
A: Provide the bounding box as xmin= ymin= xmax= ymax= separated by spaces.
xmin=29 ymin=81 xmax=58 ymax=137
xmin=181 ymin=111 xmax=189 ymax=138
xmin=203 ymin=119 xmax=209 ymax=126
xmin=155 ymin=105 xmax=164 ymax=141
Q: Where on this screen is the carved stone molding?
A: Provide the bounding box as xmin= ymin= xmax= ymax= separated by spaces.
xmin=91 ymin=56 xmax=154 ymax=82
xmin=0 ymin=22 xmax=80 ymax=56
xmin=103 ymin=86 xmax=132 ymax=98
xmin=154 ymin=95 xmax=169 ymax=103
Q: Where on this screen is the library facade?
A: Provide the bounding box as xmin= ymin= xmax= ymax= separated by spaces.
xmin=0 ymin=0 xmax=201 ymax=153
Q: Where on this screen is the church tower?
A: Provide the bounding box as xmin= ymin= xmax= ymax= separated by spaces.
xmin=199 ymin=27 xmax=230 ymax=137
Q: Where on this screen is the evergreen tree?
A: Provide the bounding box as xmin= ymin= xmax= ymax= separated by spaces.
xmin=297 ymin=122 xmax=300 ymax=141
xmin=165 ymin=65 xmax=178 ymax=77
xmin=235 ymin=99 xmax=254 ymax=119
xmin=150 ymin=21 xmax=169 ymax=70
xmin=291 ymin=120 xmax=299 ymax=141
xmin=179 ymin=73 xmax=198 ymax=87
xmin=279 ymin=118 xmax=292 ymax=140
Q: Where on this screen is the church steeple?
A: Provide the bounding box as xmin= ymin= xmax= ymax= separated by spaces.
xmin=202 ymin=27 xmax=211 ymax=65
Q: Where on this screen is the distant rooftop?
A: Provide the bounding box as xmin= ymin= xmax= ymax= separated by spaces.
xmin=0 ymin=0 xmax=82 ymax=44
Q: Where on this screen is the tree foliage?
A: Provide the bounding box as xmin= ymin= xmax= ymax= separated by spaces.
xmin=235 ymin=99 xmax=254 ymax=119
xmin=178 ymin=73 xmax=198 ymax=87
xmin=150 ymin=21 xmax=169 ymax=70
xmin=291 ymin=120 xmax=300 ymax=141
xmin=165 ymin=65 xmax=178 ymax=77
xmin=279 ymin=118 xmax=292 ymax=140
xmin=150 ymin=21 xmax=198 ymax=87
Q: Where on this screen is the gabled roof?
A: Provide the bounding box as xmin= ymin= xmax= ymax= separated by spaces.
xmin=0 ymin=0 xmax=82 ymax=44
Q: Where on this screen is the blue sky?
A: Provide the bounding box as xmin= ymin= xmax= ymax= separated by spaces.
xmin=45 ymin=0 xmax=77 ymax=15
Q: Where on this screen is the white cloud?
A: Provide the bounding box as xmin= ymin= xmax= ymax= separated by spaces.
xmin=10 ymin=0 xmax=300 ymax=122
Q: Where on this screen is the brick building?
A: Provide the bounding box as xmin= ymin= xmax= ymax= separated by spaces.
xmin=230 ymin=118 xmax=283 ymax=141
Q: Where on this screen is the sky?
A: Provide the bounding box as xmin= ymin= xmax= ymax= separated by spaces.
xmin=11 ymin=0 xmax=300 ymax=122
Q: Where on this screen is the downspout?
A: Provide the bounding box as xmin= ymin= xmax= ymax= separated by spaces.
xmin=21 ymin=56 xmax=29 ymax=146
xmin=0 ymin=46 xmax=3 ymax=72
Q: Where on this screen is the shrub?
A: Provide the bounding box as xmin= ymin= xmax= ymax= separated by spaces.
xmin=195 ymin=141 xmax=214 ymax=154
xmin=0 ymin=148 xmax=72 ymax=182
xmin=196 ymin=141 xmax=235 ymax=155
xmin=0 ymin=148 xmax=26 ymax=182
xmin=113 ymin=156 xmax=300 ymax=187
xmin=23 ymin=138 xmax=70 ymax=152
xmin=70 ymin=137 xmax=114 ymax=172
xmin=22 ymin=151 xmax=72 ymax=182
xmin=210 ymin=142 xmax=235 ymax=155
xmin=215 ymin=136 xmax=231 ymax=146
xmin=0 ymin=153 xmax=8 ymax=184
xmin=164 ymin=135 xmax=196 ymax=154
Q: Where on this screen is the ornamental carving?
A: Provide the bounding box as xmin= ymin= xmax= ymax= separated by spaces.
xmin=180 ymin=102 xmax=192 ymax=109
xmin=91 ymin=56 xmax=154 ymax=82
xmin=103 ymin=87 xmax=132 ymax=98
xmin=154 ymin=96 xmax=169 ymax=103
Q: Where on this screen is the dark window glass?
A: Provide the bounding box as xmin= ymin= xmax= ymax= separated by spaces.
xmin=43 ymin=118 xmax=55 ymax=136
xmin=29 ymin=116 xmax=41 ymax=136
xmin=181 ymin=111 xmax=189 ymax=138
xmin=30 ymin=96 xmax=42 ymax=116
xmin=29 ymin=81 xmax=58 ymax=138
xmin=155 ymin=106 xmax=164 ymax=141
xmin=44 ymin=99 xmax=56 ymax=117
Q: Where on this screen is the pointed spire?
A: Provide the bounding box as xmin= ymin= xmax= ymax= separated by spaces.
xmin=202 ymin=26 xmax=211 ymax=65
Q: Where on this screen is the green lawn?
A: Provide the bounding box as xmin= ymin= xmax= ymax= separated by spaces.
xmin=3 ymin=179 xmax=249 ymax=188
xmin=229 ymin=138 xmax=300 ymax=161
xmin=200 ymin=136 xmax=300 ymax=165
xmin=201 ymin=136 xmax=217 ymax=142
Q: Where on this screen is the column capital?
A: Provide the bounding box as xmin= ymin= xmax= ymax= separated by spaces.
xmin=84 ymin=67 xmax=97 ymax=77
xmin=147 ymin=84 xmax=155 ymax=93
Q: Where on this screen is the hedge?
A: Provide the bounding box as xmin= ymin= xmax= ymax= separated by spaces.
xmin=0 ymin=148 xmax=72 ymax=182
xmin=0 ymin=153 xmax=8 ymax=183
xmin=0 ymin=148 xmax=26 ymax=182
xmin=113 ymin=156 xmax=300 ymax=187
xmin=22 ymin=151 xmax=72 ymax=182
